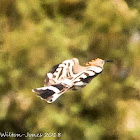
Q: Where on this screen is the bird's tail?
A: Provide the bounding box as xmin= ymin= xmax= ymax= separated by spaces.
xmin=32 ymin=84 xmax=69 ymax=103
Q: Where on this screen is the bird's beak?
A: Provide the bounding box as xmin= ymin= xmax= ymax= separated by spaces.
xmin=104 ymin=60 xmax=113 ymax=63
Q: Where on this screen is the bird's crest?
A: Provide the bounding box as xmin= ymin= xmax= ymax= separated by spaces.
xmin=86 ymin=58 xmax=103 ymax=66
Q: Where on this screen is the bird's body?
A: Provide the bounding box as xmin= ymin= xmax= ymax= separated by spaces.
xmin=32 ymin=58 xmax=112 ymax=103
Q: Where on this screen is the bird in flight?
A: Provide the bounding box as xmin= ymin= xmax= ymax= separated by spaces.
xmin=32 ymin=58 xmax=113 ymax=103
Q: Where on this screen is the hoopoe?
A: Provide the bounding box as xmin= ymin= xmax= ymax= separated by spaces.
xmin=32 ymin=58 xmax=113 ymax=103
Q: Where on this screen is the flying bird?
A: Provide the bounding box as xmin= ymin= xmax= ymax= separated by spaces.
xmin=32 ymin=58 xmax=113 ymax=103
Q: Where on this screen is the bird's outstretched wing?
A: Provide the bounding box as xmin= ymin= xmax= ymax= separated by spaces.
xmin=32 ymin=79 xmax=73 ymax=103
xmin=44 ymin=59 xmax=76 ymax=86
xmin=33 ymin=59 xmax=77 ymax=103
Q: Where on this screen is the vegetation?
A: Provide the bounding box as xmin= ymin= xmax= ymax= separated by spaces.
xmin=0 ymin=0 xmax=140 ymax=139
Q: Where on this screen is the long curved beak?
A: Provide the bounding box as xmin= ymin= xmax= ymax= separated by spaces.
xmin=104 ymin=60 xmax=113 ymax=62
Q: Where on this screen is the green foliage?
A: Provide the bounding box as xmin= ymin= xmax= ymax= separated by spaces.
xmin=0 ymin=0 xmax=140 ymax=139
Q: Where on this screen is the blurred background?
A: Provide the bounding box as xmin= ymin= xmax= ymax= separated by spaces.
xmin=0 ymin=0 xmax=140 ymax=139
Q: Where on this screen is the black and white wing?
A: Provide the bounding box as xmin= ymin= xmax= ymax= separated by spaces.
xmin=44 ymin=59 xmax=77 ymax=86
xmin=33 ymin=59 xmax=77 ymax=103
xmin=71 ymin=66 xmax=103 ymax=89
xmin=32 ymin=83 xmax=72 ymax=103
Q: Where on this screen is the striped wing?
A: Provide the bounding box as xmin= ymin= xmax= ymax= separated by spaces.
xmin=72 ymin=66 xmax=103 ymax=89
xmin=32 ymin=83 xmax=71 ymax=103
xmin=44 ymin=59 xmax=76 ymax=86
xmin=33 ymin=59 xmax=77 ymax=103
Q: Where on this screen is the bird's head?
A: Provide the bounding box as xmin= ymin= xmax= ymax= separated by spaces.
xmin=86 ymin=58 xmax=113 ymax=68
